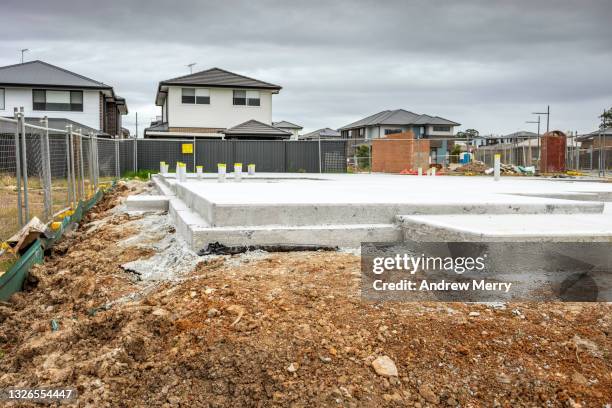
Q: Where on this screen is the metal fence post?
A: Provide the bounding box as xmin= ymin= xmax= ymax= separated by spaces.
xmin=13 ymin=108 xmax=23 ymax=227
xmin=115 ymin=139 xmax=120 ymax=178
xmin=78 ymin=131 xmax=85 ymax=199
xmin=318 ymin=135 xmax=322 ymax=173
xmin=133 ymin=138 xmax=137 ymax=172
xmin=92 ymin=136 xmax=99 ymax=191
xmin=41 ymin=116 xmax=53 ymax=221
xmin=67 ymin=124 xmax=77 ymax=206
xmin=19 ymin=107 xmax=30 ymax=222
xmin=65 ymin=128 xmax=73 ymax=207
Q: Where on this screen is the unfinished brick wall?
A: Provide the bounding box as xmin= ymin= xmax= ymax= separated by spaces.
xmin=371 ymin=131 xmax=430 ymax=173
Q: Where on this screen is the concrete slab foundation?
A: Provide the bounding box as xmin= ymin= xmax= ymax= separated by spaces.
xmin=145 ymin=173 xmax=612 ymax=249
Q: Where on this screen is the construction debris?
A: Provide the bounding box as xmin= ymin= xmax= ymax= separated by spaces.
xmin=198 ymin=242 xmax=338 ymax=256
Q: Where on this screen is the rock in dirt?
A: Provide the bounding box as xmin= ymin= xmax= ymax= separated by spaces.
xmin=418 ymin=383 xmax=439 ymax=404
xmin=371 ymin=355 xmax=398 ymax=377
xmin=207 ymin=308 xmax=220 ymax=318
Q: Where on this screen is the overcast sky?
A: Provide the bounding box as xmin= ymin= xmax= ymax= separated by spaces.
xmin=1 ymin=0 xmax=611 ymax=136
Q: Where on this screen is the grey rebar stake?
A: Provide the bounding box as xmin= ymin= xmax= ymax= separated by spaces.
xmin=19 ymin=108 xmax=30 ymax=222
xmin=13 ymin=109 xmax=23 ymax=227
xmin=41 ymin=117 xmax=53 ymax=221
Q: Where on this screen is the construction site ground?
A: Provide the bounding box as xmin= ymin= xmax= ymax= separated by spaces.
xmin=0 ymin=181 xmax=610 ymax=407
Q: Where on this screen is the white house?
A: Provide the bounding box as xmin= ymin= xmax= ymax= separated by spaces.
xmin=146 ymin=67 xmax=288 ymax=139
xmin=272 ymin=120 xmax=303 ymax=140
xmin=0 ymin=60 xmax=127 ymax=137
xmin=338 ymin=109 xmax=460 ymax=163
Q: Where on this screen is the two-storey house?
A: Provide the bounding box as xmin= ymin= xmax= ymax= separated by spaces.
xmin=0 ymin=60 xmax=128 ymax=137
xmin=146 ymin=68 xmax=291 ymax=140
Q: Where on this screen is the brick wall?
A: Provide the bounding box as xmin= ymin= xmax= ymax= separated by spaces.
xmin=371 ymin=131 xmax=430 ymax=173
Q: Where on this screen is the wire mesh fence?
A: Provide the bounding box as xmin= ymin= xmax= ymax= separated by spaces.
xmin=0 ymin=112 xmax=119 ymax=243
xmin=0 ymin=117 xmax=20 ymax=242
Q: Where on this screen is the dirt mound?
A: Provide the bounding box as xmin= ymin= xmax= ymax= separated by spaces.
xmin=0 ymin=183 xmax=610 ymax=407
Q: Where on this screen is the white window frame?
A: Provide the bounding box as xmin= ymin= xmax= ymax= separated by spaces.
xmin=0 ymin=88 xmax=4 ymax=110
xmin=181 ymin=88 xmax=210 ymax=105
xmin=233 ymin=89 xmax=260 ymax=107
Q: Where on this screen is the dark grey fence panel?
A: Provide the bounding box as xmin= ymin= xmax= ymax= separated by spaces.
xmin=119 ymin=140 xmax=135 ymax=175
xmin=286 ymin=141 xmax=319 ymax=172
xmin=195 ymin=140 xmax=234 ymax=171
xmin=134 ymin=139 xmax=347 ymax=173
xmin=97 ymin=139 xmax=117 ymax=178
xmin=235 ymin=141 xmax=285 ymax=172
xmin=137 ymin=139 xmax=195 ymax=172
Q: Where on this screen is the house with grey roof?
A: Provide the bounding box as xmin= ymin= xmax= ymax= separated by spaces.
xmin=299 ymin=128 xmax=341 ymax=140
xmin=0 ymin=60 xmax=128 ymax=137
xmin=222 ymin=119 xmax=292 ymax=140
xmin=338 ymin=109 xmax=460 ymax=163
xmin=272 ymin=120 xmax=302 ymax=140
xmin=146 ymin=67 xmax=287 ymax=139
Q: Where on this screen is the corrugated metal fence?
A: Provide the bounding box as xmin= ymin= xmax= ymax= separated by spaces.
xmin=131 ymin=139 xmax=347 ymax=173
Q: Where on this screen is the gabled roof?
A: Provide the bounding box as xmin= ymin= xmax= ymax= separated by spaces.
xmin=222 ymin=120 xmax=292 ymax=137
xmin=156 ymin=67 xmax=281 ymax=105
xmin=0 ymin=60 xmax=112 ymax=89
xmin=338 ymin=109 xmax=460 ymax=130
xmin=502 ymin=131 xmax=539 ymax=139
xmin=301 ymin=128 xmax=341 ymax=139
xmin=576 ymin=127 xmax=612 ymax=141
xmin=272 ymin=120 xmax=303 ymax=129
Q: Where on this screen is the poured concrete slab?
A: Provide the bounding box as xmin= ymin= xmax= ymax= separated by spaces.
xmin=399 ymin=214 xmax=612 ymax=242
xmin=126 ymin=195 xmax=169 ymax=212
xmin=149 ymin=173 xmax=612 ymax=248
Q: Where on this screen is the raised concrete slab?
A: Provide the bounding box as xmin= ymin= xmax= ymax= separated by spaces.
xmin=398 ymin=214 xmax=612 ymax=242
xmin=126 ymin=195 xmax=169 ymax=212
xmin=147 ymin=173 xmax=612 ymax=247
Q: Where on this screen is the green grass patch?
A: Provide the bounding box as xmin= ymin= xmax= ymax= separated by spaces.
xmin=122 ymin=169 xmax=157 ymax=180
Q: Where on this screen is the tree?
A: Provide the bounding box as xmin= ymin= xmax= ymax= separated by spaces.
xmin=599 ymin=107 xmax=612 ymax=129
xmin=456 ymin=129 xmax=480 ymax=139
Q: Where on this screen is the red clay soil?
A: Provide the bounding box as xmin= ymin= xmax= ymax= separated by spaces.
xmin=0 ymin=183 xmax=610 ymax=407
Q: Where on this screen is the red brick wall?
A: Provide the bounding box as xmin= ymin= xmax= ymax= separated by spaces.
xmin=371 ymin=132 xmax=430 ymax=173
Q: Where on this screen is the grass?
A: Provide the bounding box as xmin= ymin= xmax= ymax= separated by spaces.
xmin=122 ymin=169 xmax=158 ymax=180
xmin=0 ymin=172 xmax=116 ymax=242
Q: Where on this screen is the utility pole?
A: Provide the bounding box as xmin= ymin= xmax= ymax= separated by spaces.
xmin=526 ymin=115 xmax=541 ymax=167
xmin=187 ymin=63 xmax=196 ymax=73
xmin=20 ymin=48 xmax=29 ymax=63
xmin=533 ymin=105 xmax=550 ymax=133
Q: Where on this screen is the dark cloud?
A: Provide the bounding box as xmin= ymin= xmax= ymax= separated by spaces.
xmin=1 ymin=0 xmax=611 ymax=135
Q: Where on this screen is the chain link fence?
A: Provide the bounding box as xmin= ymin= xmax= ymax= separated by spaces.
xmin=0 ymin=112 xmax=119 ymax=243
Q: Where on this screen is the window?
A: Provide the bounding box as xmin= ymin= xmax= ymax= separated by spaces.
xmin=32 ymin=89 xmax=83 ymax=111
xmin=0 ymin=88 xmax=4 ymax=110
xmin=195 ymin=89 xmax=210 ymax=104
xmin=181 ymin=88 xmax=195 ymax=104
xmin=233 ymin=90 xmax=246 ymax=105
xmin=246 ymin=90 xmax=260 ymax=106
xmin=384 ymin=128 xmax=403 ymax=135
xmin=433 ymin=125 xmax=451 ymax=132
xmin=182 ymin=88 xmax=210 ymax=104
xmin=233 ymin=90 xmax=260 ymax=106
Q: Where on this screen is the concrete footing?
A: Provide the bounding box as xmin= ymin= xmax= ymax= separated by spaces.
xmin=142 ymin=174 xmax=612 ymax=249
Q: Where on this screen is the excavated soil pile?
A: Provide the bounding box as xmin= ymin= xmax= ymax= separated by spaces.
xmin=0 ymin=183 xmax=610 ymax=407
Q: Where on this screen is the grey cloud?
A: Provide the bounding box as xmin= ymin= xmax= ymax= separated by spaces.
xmin=1 ymin=0 xmax=611 ymax=135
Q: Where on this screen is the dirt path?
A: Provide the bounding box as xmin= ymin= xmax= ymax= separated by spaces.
xmin=0 ymin=183 xmax=610 ymax=407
